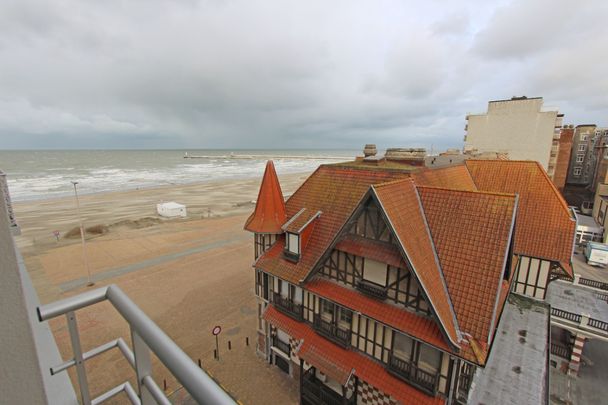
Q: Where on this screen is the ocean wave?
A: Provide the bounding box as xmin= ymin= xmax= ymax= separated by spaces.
xmin=3 ymin=151 xmax=351 ymax=201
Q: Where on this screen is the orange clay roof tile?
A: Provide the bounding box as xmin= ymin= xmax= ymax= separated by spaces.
xmin=244 ymin=161 xmax=286 ymax=233
xmin=465 ymin=160 xmax=576 ymax=276
xmin=372 ymin=179 xmax=461 ymax=347
xmin=263 ymin=305 xmax=446 ymax=405
xmin=412 ymin=165 xmax=477 ymax=191
xmin=306 ymin=278 xmax=450 ymax=352
xmin=417 ymin=186 xmax=517 ymax=346
xmin=335 ymin=234 xmax=406 ymax=269
xmin=255 ymin=165 xmax=410 ymax=284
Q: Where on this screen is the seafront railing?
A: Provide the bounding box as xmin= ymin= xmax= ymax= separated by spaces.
xmin=37 ymin=284 xmax=235 ymax=405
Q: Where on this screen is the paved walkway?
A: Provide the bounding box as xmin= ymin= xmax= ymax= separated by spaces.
xmin=59 ymin=234 xmax=249 ymax=291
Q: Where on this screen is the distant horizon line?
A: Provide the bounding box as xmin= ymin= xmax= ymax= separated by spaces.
xmin=0 ymin=147 xmax=364 ymax=152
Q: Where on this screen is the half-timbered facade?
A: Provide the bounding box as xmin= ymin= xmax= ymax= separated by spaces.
xmin=245 ymin=156 xmax=575 ymax=404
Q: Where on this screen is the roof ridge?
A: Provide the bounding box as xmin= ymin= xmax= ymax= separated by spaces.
xmin=415 ymin=184 xmax=517 ymax=199
xmin=373 ymin=177 xmax=414 ymax=188
xmin=371 ymin=182 xmax=462 ymax=348
xmin=413 ymin=185 xmax=463 ymax=343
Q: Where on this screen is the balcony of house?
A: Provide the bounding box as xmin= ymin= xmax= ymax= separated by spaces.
xmin=37 ymin=284 xmax=236 ymax=405
xmin=546 ymin=277 xmax=608 ymax=340
xmin=272 ymin=336 xmax=291 ymax=356
xmin=313 ymin=314 xmax=351 ymax=348
xmin=272 ymin=293 xmax=303 ymax=321
xmin=301 ymin=367 xmax=355 ymax=405
xmin=356 ymin=279 xmax=387 ymax=300
xmin=386 ymin=353 xmax=439 ymax=396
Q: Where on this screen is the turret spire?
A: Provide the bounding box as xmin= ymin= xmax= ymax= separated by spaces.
xmin=244 ymin=161 xmax=286 ymax=233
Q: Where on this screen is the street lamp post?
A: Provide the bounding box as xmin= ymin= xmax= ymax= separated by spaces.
xmin=72 ymin=181 xmax=94 ymax=287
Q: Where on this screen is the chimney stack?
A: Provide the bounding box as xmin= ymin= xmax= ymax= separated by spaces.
xmin=363 ymin=144 xmax=377 ymax=157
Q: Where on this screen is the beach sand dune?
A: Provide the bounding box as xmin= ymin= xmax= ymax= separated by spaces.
xmin=13 ymin=171 xmax=309 ymax=252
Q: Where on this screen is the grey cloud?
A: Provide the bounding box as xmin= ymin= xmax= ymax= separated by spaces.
xmin=0 ymin=0 xmax=606 ymax=150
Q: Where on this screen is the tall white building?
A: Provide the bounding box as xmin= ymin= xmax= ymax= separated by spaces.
xmin=464 ymin=97 xmax=563 ymax=175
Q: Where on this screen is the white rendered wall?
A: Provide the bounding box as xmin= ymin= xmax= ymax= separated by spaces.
xmin=0 ymin=186 xmax=77 ymax=404
xmin=464 ymin=98 xmax=558 ymax=170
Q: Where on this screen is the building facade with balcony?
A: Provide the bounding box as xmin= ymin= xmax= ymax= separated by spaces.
xmin=245 ymin=156 xmax=575 ymax=404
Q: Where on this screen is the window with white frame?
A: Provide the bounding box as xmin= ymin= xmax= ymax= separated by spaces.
xmin=576 ymin=154 xmax=585 ymax=163
xmin=574 ymin=167 xmax=582 ymax=176
xmin=579 ymin=144 xmax=586 ymax=151
xmin=286 ymin=232 xmax=300 ymax=255
xmin=581 ymin=134 xmax=588 ymax=141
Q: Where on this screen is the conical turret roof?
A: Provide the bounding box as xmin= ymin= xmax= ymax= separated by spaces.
xmin=244 ymin=161 xmax=286 ymax=233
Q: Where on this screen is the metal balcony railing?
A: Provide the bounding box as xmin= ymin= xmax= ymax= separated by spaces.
xmin=387 ymin=353 xmax=439 ymax=396
xmin=356 ymin=279 xmax=387 ymax=300
xmin=37 ymin=284 xmax=235 ymax=405
xmin=551 ymin=308 xmax=581 ymax=323
xmin=272 ymin=336 xmax=291 ymax=356
xmin=312 ymin=315 xmax=351 ymax=348
xmin=550 ymin=342 xmax=572 ymax=360
xmin=272 ymin=294 xmax=303 ymax=321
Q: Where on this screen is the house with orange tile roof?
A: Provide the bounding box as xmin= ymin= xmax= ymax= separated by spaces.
xmin=244 ymin=152 xmax=576 ymax=404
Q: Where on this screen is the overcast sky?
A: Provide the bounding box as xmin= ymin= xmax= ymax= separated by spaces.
xmin=0 ymin=0 xmax=606 ymax=150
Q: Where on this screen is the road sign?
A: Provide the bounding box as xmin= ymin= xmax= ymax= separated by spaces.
xmin=212 ymin=325 xmax=222 ymax=360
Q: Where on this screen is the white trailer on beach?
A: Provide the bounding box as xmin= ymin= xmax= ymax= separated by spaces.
xmin=156 ymin=202 xmax=187 ymax=218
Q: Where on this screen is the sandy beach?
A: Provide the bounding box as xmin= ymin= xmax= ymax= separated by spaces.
xmin=13 ymin=171 xmax=311 ymax=404
xmin=13 ymin=171 xmax=310 ymax=252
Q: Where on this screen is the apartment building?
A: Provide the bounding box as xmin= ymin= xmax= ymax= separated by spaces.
xmin=463 ymin=96 xmax=563 ymax=176
xmin=245 ymin=154 xmax=575 ymax=404
xmin=566 ymin=125 xmax=598 ymax=186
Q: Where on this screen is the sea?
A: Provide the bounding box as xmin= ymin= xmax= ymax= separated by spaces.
xmin=0 ymin=149 xmax=358 ymax=202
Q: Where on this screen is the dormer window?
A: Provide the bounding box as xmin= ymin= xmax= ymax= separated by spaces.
xmin=283 ymin=232 xmax=301 ymax=262
xmin=282 ymin=208 xmax=321 ymax=262
xmin=286 ymin=233 xmax=300 ymax=254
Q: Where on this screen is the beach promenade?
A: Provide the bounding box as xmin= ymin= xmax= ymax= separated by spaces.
xmin=13 ymin=174 xmax=309 ymax=404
